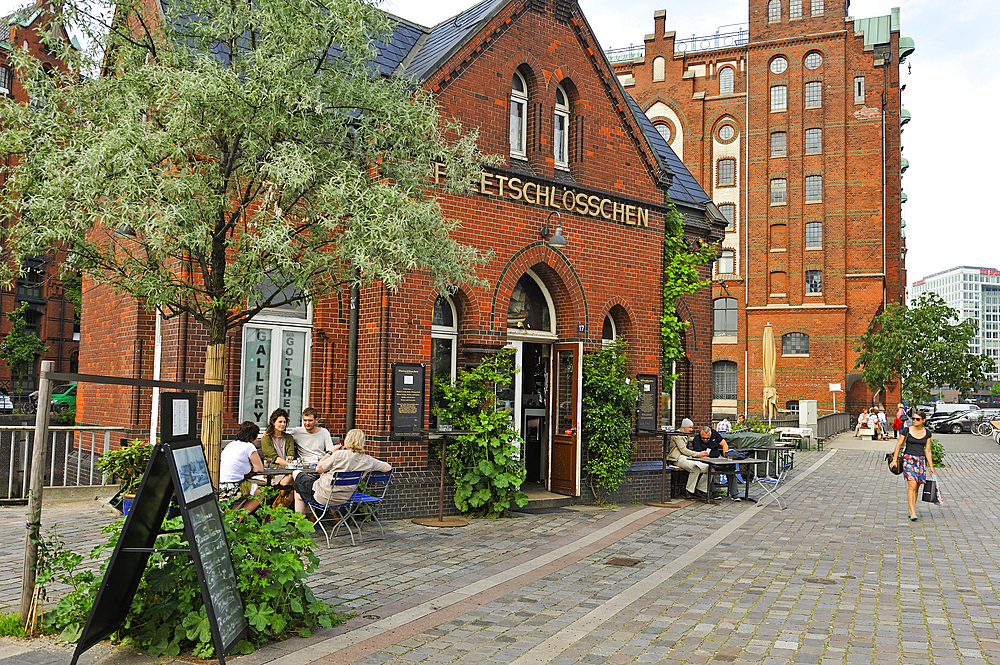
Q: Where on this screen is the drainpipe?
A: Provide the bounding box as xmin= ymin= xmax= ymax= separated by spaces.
xmin=345 ymin=274 xmax=359 ymax=431
xmin=744 ymin=51 xmax=750 ymax=418
xmin=149 ymin=308 xmax=162 ymax=442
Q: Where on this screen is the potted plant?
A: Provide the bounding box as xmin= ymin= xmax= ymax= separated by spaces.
xmin=97 ymin=439 xmax=153 ymax=515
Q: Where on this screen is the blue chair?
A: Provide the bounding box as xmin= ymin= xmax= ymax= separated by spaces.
xmin=305 ymin=471 xmax=365 ymax=547
xmin=355 ymin=469 xmax=394 ymax=540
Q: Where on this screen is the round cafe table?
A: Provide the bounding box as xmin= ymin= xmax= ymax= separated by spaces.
xmin=411 ymin=430 xmax=476 ymax=528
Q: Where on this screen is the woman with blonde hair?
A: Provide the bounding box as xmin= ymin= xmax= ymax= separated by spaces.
xmin=291 ymin=429 xmax=391 ymax=514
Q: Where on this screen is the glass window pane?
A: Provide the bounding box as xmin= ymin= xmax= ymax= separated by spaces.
xmin=430 ymin=337 xmax=454 ymax=428
xmin=782 ymin=332 xmax=809 ymax=354
xmin=804 ymin=81 xmax=822 ymax=107
xmin=655 ymin=123 xmax=671 ymax=142
xmin=804 ymin=128 xmax=822 ymax=153
xmin=433 ymin=296 xmax=454 ymax=327
xmin=804 ymin=52 xmax=823 ymax=69
xmin=510 ymin=99 xmax=524 ymax=154
xmin=806 ymin=270 xmax=823 ymax=293
xmin=718 ymin=159 xmax=735 ymax=185
xmin=771 ymin=132 xmax=786 ymax=157
xmin=280 ymin=330 xmax=306 ymax=423
xmin=554 ymin=112 xmax=567 ymax=165
xmin=720 ymin=68 xmax=734 ymax=94
xmin=713 ymin=361 xmax=737 ymax=399
xmin=789 ymin=0 xmax=801 ymax=18
xmin=508 ymin=275 xmax=551 ymax=332
xmin=243 ymin=327 xmax=272 ymax=426
xmin=556 ymin=349 xmax=575 ymax=434
xmin=770 ymin=85 xmax=787 ymax=111
xmin=770 ymin=179 xmax=787 ymax=204
xmin=805 ymin=175 xmax=822 ymax=201
xmin=719 ymin=203 xmax=735 ymax=230
xmin=811 ymin=0 xmax=824 ymax=14
xmin=805 ymin=221 xmax=823 ymax=248
xmin=768 ymin=0 xmax=781 ymax=21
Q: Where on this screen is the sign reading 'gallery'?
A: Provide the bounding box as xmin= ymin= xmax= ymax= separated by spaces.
xmin=432 ymin=164 xmax=651 ymax=227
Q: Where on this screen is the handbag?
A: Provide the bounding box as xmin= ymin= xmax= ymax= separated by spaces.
xmin=885 ymin=452 xmax=903 ymax=475
xmin=271 ymin=487 xmax=294 ymax=510
xmin=922 ymin=474 xmax=942 ymax=504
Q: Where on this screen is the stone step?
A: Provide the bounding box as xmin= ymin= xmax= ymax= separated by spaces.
xmin=516 ymin=484 xmax=575 ymax=512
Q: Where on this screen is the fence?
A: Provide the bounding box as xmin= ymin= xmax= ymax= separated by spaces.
xmin=816 ymin=412 xmax=852 ymax=440
xmin=1 ymin=425 xmax=120 ymax=500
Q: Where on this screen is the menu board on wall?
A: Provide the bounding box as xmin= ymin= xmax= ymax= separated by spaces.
xmin=391 ymin=363 xmax=425 ymax=434
xmin=636 ymin=374 xmax=658 ymax=433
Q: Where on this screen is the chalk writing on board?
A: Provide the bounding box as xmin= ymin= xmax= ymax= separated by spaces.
xmin=188 ymin=502 xmax=245 ymax=647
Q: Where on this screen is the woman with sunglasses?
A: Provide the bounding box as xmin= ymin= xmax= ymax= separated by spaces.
xmin=889 ymin=409 xmax=934 ymax=521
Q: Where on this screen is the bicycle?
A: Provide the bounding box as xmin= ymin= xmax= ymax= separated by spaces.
xmin=972 ymin=415 xmax=993 ymax=436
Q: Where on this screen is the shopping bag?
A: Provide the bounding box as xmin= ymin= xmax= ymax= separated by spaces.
xmin=921 ymin=474 xmax=943 ymax=505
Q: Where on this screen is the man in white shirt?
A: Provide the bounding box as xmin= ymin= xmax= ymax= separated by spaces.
xmin=287 ymin=407 xmax=336 ymax=464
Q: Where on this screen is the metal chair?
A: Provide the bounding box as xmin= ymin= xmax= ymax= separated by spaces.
xmin=752 ymin=459 xmax=792 ymax=509
xmin=305 ymin=471 xmax=365 ymax=547
xmin=355 ymin=469 xmax=394 ymax=540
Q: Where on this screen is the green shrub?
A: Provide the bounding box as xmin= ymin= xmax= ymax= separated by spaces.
xmin=434 ymin=349 xmax=528 ymax=517
xmin=51 ymin=407 xmax=76 ymax=425
xmin=0 ymin=612 xmax=26 ymax=637
xmin=582 ymin=340 xmax=638 ymax=505
xmin=930 ymin=438 xmax=945 ymax=467
xmin=37 ymin=502 xmax=344 ymax=658
xmin=96 ymin=439 xmax=153 ymax=494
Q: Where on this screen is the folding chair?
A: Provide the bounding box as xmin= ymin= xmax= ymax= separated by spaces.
xmin=752 ymin=460 xmax=792 ymax=509
xmin=305 ymin=471 xmax=365 ymax=547
xmin=355 ymin=469 xmax=393 ymax=540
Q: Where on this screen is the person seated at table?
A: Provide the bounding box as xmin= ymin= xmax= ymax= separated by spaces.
xmin=854 ymin=409 xmax=870 ymax=437
xmin=668 ymin=418 xmax=710 ymax=499
xmin=260 ymin=408 xmax=296 ymax=467
xmin=219 ymin=421 xmax=265 ymax=513
xmin=716 ymin=417 xmax=732 ymax=433
xmin=690 ymin=425 xmax=741 ymax=501
xmin=735 ymin=414 xmax=747 ymax=430
xmin=291 ymin=429 xmax=391 ymax=516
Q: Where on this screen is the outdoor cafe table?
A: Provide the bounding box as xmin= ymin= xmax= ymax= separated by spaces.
xmin=741 ymin=445 xmax=796 ymax=476
xmin=245 ymin=466 xmax=296 ymax=486
xmin=698 ymin=457 xmax=769 ymax=504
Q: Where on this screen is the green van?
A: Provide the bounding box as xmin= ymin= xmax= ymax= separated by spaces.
xmin=51 ymin=383 xmax=77 ymax=412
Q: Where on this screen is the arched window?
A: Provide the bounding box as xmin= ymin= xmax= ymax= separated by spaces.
xmin=713 ymin=298 xmax=737 ymax=337
xmin=782 ymin=332 xmax=809 ymax=355
xmin=790 ymin=0 xmax=802 ymax=18
xmin=652 ymin=56 xmax=665 ymax=82
xmin=719 ymin=67 xmax=734 ymax=94
xmin=507 ymin=272 xmax=555 ymax=336
xmin=602 ymin=314 xmax=616 ymax=345
xmin=430 ymin=296 xmax=458 ymax=428
xmin=767 ymin=0 xmax=781 ymax=21
xmin=654 ymin=122 xmax=671 ymax=143
xmin=713 ymin=361 xmax=737 ymax=400
xmin=553 ymin=84 xmax=570 ymax=169
xmin=510 ymin=71 xmax=528 ymax=158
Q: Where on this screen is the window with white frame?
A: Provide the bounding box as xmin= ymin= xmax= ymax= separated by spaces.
xmin=804 ymin=52 xmax=823 ymax=70
xmin=430 ymin=295 xmax=458 ymax=428
xmin=770 ymin=178 xmax=787 ymax=204
xmin=811 ymin=0 xmax=824 ymax=14
xmin=717 ymin=249 xmax=735 ymax=275
xmin=804 ymin=128 xmax=822 ymax=153
xmin=602 ymin=314 xmax=616 ymax=345
xmin=805 ymin=175 xmax=822 ymax=201
xmin=719 ymin=203 xmax=736 ymax=231
xmin=770 ymin=85 xmax=787 ymax=111
xmin=805 ymin=221 xmax=823 ymax=248
xmin=241 ymin=318 xmax=312 ymax=429
xmin=782 ymin=332 xmax=809 ymax=355
xmin=0 ymin=67 xmax=12 ymax=96
xmin=804 ymin=81 xmax=822 ymax=107
xmin=554 ymin=84 xmax=570 ymax=169
xmin=713 ymin=298 xmax=738 ymax=337
xmin=718 ymin=159 xmax=736 ymax=186
xmin=805 ymin=269 xmax=823 ymax=293
xmin=790 ymin=0 xmax=801 ymax=17
xmin=770 ymin=131 xmax=787 ymax=157
xmin=767 ymin=0 xmax=781 ymax=21
xmin=713 ymin=361 xmax=737 ymax=399
xmin=719 ymin=67 xmax=734 ymax=94
xmin=510 ymin=72 xmax=528 ymax=158
xmin=854 ymin=76 xmax=865 ymax=104
xmin=652 ymin=56 xmax=665 ymax=82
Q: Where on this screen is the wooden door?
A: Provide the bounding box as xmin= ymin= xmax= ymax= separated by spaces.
xmin=549 ymin=342 xmax=581 ymax=496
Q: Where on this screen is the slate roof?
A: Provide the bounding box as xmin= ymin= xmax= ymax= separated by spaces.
xmin=373 ymin=18 xmax=425 ymax=75
xmin=624 ymin=92 xmax=711 ymax=208
xmin=402 ymin=0 xmax=508 ymax=80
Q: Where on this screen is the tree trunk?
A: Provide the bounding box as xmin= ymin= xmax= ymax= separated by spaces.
xmin=202 ymin=342 xmax=225 ymax=485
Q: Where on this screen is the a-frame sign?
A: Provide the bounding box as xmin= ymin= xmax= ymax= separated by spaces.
xmin=71 ymin=393 xmax=248 ymax=665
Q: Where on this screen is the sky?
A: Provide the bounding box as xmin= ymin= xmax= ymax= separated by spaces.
xmin=3 ymin=0 xmax=995 ymax=286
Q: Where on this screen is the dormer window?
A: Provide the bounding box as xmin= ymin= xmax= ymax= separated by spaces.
xmin=510 ymin=72 xmax=528 ymax=159
xmin=553 ymin=84 xmax=570 ymax=169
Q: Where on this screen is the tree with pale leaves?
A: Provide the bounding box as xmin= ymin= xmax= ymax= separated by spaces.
xmin=0 ymin=0 xmax=488 ymax=480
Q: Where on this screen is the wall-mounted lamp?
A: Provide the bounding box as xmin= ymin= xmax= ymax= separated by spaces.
xmin=540 ymin=211 xmax=567 ymax=248
xmin=114 ymin=224 xmax=137 ymax=238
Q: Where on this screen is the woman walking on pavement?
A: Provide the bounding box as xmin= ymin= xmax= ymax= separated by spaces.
xmin=889 ymin=409 xmax=934 ymax=521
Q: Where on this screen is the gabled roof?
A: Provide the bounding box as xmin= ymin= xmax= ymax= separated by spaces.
xmin=624 ymin=93 xmax=712 ymax=208
xmin=402 ymin=0 xmax=507 ymax=80
xmin=372 ymin=17 xmax=425 ymax=76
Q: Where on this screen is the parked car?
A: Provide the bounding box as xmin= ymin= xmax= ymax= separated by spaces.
xmin=50 ymin=382 xmax=77 ymax=412
xmin=0 ymin=390 xmax=13 ymax=414
xmin=934 ymin=409 xmax=1000 ymax=434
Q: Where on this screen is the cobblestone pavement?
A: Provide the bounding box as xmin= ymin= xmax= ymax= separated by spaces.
xmin=2 ymin=433 xmax=1000 ymax=665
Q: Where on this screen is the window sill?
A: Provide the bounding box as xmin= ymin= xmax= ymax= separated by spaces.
xmin=805 ymin=199 xmax=822 ymax=204
xmin=713 ymin=336 xmax=739 ymax=344
xmin=770 ymin=293 xmax=787 ymax=298
xmin=804 ymin=105 xmax=822 ymax=110
xmin=770 ymin=248 xmax=786 ymax=253
xmin=782 ymin=353 xmax=809 ymax=358
xmin=717 ymin=183 xmax=737 ymax=188
xmin=805 ymin=292 xmax=823 ymax=297
xmin=770 ymin=154 xmax=787 ymax=159
xmin=805 ymin=246 xmax=823 ymax=251
xmin=771 ymin=109 xmax=787 ymax=113
xmin=770 ymin=202 xmax=787 ymax=207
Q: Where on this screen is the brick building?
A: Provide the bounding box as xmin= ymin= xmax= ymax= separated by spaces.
xmin=613 ymin=1 xmax=913 ymax=418
xmin=77 ymin=0 xmax=726 ymax=512
xmin=0 ymin=4 xmax=79 ymax=400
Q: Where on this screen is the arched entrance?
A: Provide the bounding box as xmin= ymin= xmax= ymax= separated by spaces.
xmin=502 ymin=269 xmax=581 ymax=496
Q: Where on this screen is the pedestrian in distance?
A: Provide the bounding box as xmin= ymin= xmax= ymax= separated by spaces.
xmin=889 ymin=409 xmax=935 ymax=521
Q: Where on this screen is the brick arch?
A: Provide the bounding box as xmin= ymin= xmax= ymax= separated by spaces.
xmin=420 ymin=287 xmax=481 ymax=332
xmin=548 ymin=65 xmax=586 ymax=95
xmin=490 ymin=242 xmax=587 ymax=337
xmin=640 ymin=93 xmax=691 ymax=139
xmin=502 ymin=50 xmax=544 ymax=93
xmin=598 ymin=297 xmax=638 ymax=345
xmin=708 ymin=109 xmax=748 ymax=132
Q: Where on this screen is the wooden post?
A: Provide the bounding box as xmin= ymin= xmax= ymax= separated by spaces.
xmin=21 ymin=360 xmax=54 ymax=628
xmin=202 ymin=343 xmax=224 ymax=486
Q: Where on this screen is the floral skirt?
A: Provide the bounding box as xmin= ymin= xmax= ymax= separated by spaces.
xmin=218 ymin=482 xmax=243 ymax=501
xmin=902 ymin=454 xmax=927 ymax=483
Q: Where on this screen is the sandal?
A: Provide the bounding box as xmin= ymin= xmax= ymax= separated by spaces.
xmin=908 ymin=514 xmax=918 ymax=521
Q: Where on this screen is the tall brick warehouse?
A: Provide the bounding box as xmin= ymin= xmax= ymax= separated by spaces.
xmin=614 ymin=1 xmax=913 ymax=417
xmin=77 ymin=0 xmax=726 ymax=514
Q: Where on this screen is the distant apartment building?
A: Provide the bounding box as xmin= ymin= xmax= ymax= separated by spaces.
xmin=611 ymin=1 xmax=914 ymax=416
xmin=910 ymin=267 xmax=1000 ymax=382
xmin=0 ymin=4 xmax=80 ymax=398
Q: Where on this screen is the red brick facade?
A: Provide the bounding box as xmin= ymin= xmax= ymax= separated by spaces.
xmin=77 ymin=0 xmax=722 ymax=506
xmin=616 ymin=1 xmax=909 ymax=417
xmin=0 ymin=5 xmax=79 ymax=399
